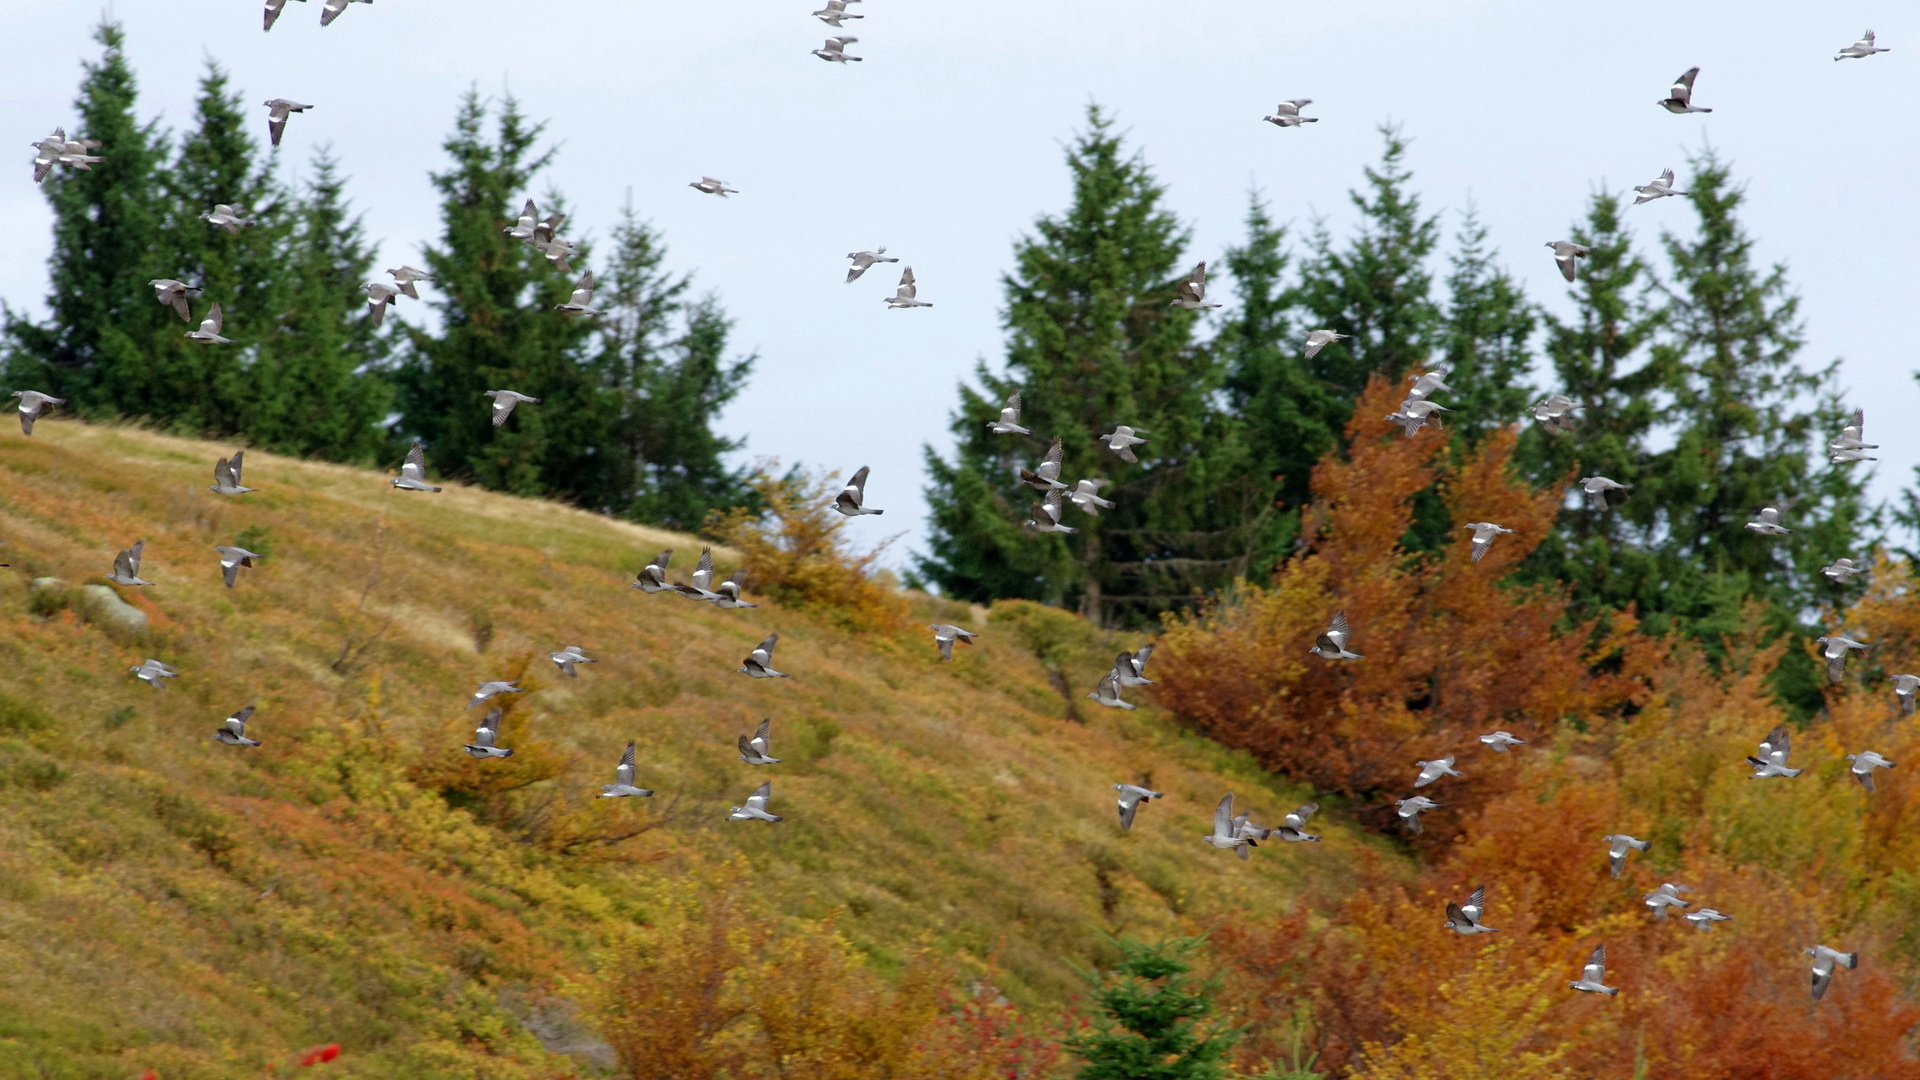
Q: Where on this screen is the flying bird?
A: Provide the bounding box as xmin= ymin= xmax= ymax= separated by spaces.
xmin=214 ymin=704 xmax=261 ymax=746
xmin=1087 ymin=671 xmax=1135 ymax=710
xmin=739 ymin=633 xmax=790 ymax=679
xmin=1892 ymin=673 xmax=1919 ymax=717
xmin=1386 ymin=399 xmax=1449 ymax=438
xmin=884 ymin=266 xmax=932 ymax=308
xmin=1019 ymin=438 xmax=1067 ymax=491
xmin=1579 ymin=476 xmax=1630 ymax=512
xmin=549 ymin=645 xmax=597 ymax=678
xmin=1532 ymin=394 xmax=1578 ymax=434
xmin=1099 ymin=426 xmax=1149 ymax=463
xmin=738 ymin=718 xmax=782 ymax=765
xmin=129 ymin=658 xmax=179 ymax=689
xmin=535 ymin=236 xmax=580 ymax=274
xmin=484 ymin=389 xmax=539 ymax=427
xmin=1633 ymin=169 xmax=1687 ymax=204
xmin=12 ymin=390 xmax=66 ymax=436
xmin=1846 ymin=750 xmax=1895 ymax=793
xmin=1069 ymin=478 xmax=1116 ymax=516
xmin=386 ymin=265 xmax=433 ymax=299
xmin=689 ymin=177 xmax=738 ymax=197
xmin=1304 ymin=329 xmax=1348 ymax=359
xmin=1478 ymin=731 xmax=1527 ymax=753
xmin=929 ymin=623 xmax=977 ymax=661
xmin=632 ymin=550 xmax=674 ymax=594
xmin=1114 ymin=783 xmax=1163 ymax=831
xmin=1405 ymin=366 xmax=1454 ymax=401
xmin=1276 ymin=802 xmax=1321 ymax=843
xmin=215 ymin=545 xmax=263 ymax=589
xmin=1546 ymin=240 xmax=1590 ymax=282
xmin=464 ymin=708 xmax=513 ymax=759
xmin=107 ymin=540 xmax=153 ymax=586
xmin=1814 ymin=632 xmax=1869 ymax=682
xmin=988 ymin=392 xmax=1031 ymax=435
xmin=1805 ymin=945 xmax=1857 ymax=1000
xmin=1262 ymin=99 xmax=1318 ymax=127
xmin=186 ymin=304 xmax=234 ymax=345
xmin=729 ymin=780 xmax=783 ymax=822
xmin=365 ymin=281 xmax=401 ymax=327
xmin=1822 ymin=559 xmax=1866 ymax=585
xmin=467 ymin=681 xmax=524 ymax=709
xmin=1686 ymin=909 xmax=1732 ymax=931
xmin=1026 ymin=490 xmax=1077 ymax=534
xmin=1414 ymin=756 xmax=1463 ymax=788
xmin=261 ymin=99 xmax=311 ymax=147
xmin=1203 ymin=793 xmax=1257 ymax=859
xmin=391 ymin=442 xmax=441 ymax=492
xmin=210 ymin=452 xmax=257 ymax=496
xmin=554 ymin=271 xmax=602 ymax=316
xmin=1171 ymin=262 xmax=1222 ymax=310
xmin=1657 ymin=67 xmax=1712 ymax=113
xmin=149 ymin=279 xmax=200 ymax=322
xmin=813 ymin=36 xmax=862 ymax=63
xmin=1830 ymin=409 xmax=1877 ymax=462
xmin=1643 ymin=882 xmax=1692 ymax=919
xmin=1463 ymin=522 xmax=1515 ymax=563
xmin=1835 ymin=30 xmax=1888 ymax=60
xmin=1396 ymin=796 xmax=1440 ymax=834
xmin=1113 ymin=646 xmax=1155 ymax=687
xmin=813 ymin=0 xmax=863 ymax=25
xmin=319 ymin=0 xmax=371 ymax=27
xmin=1569 ymin=945 xmax=1619 ymax=995
xmin=832 ymin=466 xmax=884 ymax=516
xmin=599 ymin=742 xmax=654 ymax=798
xmin=1745 ymin=507 xmax=1790 ymax=536
xmin=1310 ymin=610 xmax=1362 ymax=660
xmin=711 ymin=572 xmax=757 ymax=610
xmin=200 ymin=204 xmax=255 ymax=234
xmin=674 ymin=547 xmax=719 ymax=601
xmin=1445 ymin=885 xmax=1499 ymax=935
xmin=1603 ymin=834 xmax=1650 ymax=878
xmin=845 ymin=247 xmax=896 ymax=282
xmin=504 ymin=200 xmax=541 ymax=241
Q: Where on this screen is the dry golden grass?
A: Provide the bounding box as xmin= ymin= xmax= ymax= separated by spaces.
xmin=0 ymin=420 xmax=1369 ymax=1078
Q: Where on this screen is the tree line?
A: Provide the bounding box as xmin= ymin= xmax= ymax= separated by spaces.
xmin=1 ymin=21 xmax=754 ymax=533
xmin=921 ymin=105 xmax=1873 ymax=712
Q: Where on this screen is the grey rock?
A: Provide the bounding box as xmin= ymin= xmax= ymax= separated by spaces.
xmin=80 ymin=584 xmax=147 ymax=637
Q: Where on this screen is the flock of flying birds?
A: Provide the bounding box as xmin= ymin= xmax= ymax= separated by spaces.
xmin=15 ymin=8 xmax=1903 ymax=1004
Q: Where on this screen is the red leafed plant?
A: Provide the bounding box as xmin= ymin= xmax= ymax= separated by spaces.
xmin=297 ymin=1044 xmax=340 ymax=1066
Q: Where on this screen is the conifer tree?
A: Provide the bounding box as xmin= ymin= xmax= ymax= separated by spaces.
xmin=921 ymin=106 xmax=1262 ymax=624
xmin=3 ymin=20 xmax=170 ymax=412
xmin=1435 ymin=208 xmax=1537 ymax=445
xmin=1066 ymin=938 xmax=1236 ymax=1080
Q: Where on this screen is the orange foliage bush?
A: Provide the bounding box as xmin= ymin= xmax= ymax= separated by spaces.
xmin=707 ymin=462 xmax=910 ymax=633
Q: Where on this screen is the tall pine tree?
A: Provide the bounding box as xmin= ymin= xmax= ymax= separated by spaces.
xmin=1436 ymin=207 xmax=1537 ymax=445
xmin=920 ymin=107 xmax=1262 ymax=624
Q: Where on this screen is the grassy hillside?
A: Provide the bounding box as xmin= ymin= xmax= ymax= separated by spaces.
xmin=0 ymin=421 xmax=1368 ymax=1079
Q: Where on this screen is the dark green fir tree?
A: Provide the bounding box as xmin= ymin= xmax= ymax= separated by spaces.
xmin=1066 ymin=938 xmax=1237 ymax=1080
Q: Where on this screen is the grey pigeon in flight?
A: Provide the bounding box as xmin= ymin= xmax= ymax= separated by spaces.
xmin=1643 ymin=882 xmax=1692 ymax=919
xmin=1745 ymin=506 xmax=1790 ymax=536
xmin=210 ymin=452 xmax=257 ymax=496
xmin=504 ymin=200 xmax=540 ymax=241
xmin=535 ymin=236 xmax=580 ymax=275
xmin=1114 ymin=646 xmax=1155 ymax=687
xmin=1203 ymin=793 xmax=1256 ymax=859
xmin=739 ymin=633 xmax=790 ymax=679
xmin=813 ymin=36 xmax=862 ymax=63
xmin=150 ymin=279 xmax=200 ymax=322
xmin=200 ymin=204 xmax=256 ymax=234
xmin=130 ymin=658 xmax=179 ymax=689
xmin=1463 ymin=522 xmax=1514 ymax=563
xmin=1262 ymin=99 xmax=1318 ymax=127
xmin=1821 ymin=558 xmax=1866 ymax=585
xmin=1579 ymin=476 xmax=1630 ymax=511
xmin=1603 ymin=833 xmax=1649 ymax=878
xmin=1114 ymin=783 xmax=1162 ymax=831
xmin=1836 ymin=31 xmax=1888 ymax=61
xmin=1657 ymin=67 xmax=1712 ymax=113
xmin=1396 ymin=796 xmax=1440 ymax=834
xmin=1070 ymin=478 xmax=1116 ymax=515
xmin=675 ymin=547 xmax=719 ymax=601
xmin=1276 ymin=802 xmax=1321 ymax=843
xmin=1478 ymin=730 xmax=1527 ymax=752
xmin=814 ymin=0 xmax=863 ymax=26
xmin=1532 ymin=394 xmax=1578 ymax=434
xmin=1633 ymin=169 xmax=1687 ymax=204
xmin=1171 ymin=262 xmax=1222 ymax=310
xmin=12 ymin=390 xmax=65 ymax=436
xmin=1892 ymin=673 xmax=1919 ymax=717
xmin=1830 ymin=409 xmax=1877 ymax=463
xmin=1020 ymin=437 xmax=1067 ymax=491
xmin=833 ymin=466 xmax=884 ymax=516
xmin=186 ymin=304 xmax=234 ymax=345
xmin=1026 ymin=490 xmax=1077 ymax=534
xmin=1686 ymin=908 xmax=1732 ymax=931
xmin=262 ymin=99 xmax=311 ymax=147
xmin=33 ymin=128 xmax=102 ymax=183
xmin=319 ymin=0 xmax=370 ymax=27
xmin=845 ymin=246 xmax=895 ymax=281
xmin=215 ymin=545 xmax=263 ymax=589
xmin=1445 ymin=885 xmax=1498 ymax=935
xmin=108 ymin=540 xmax=153 ymax=586
xmin=484 ymin=389 xmax=539 ymax=427
xmin=1310 ymin=610 xmax=1362 ymax=660
xmin=632 ymin=550 xmax=674 ymax=594
xmin=1744 ymin=726 xmax=1799 ymax=776
xmin=214 ymin=704 xmax=261 ymax=746
xmin=555 ymin=271 xmax=602 ymax=316
xmin=467 ymin=681 xmax=523 ymax=709
xmin=365 ymin=281 xmax=400 ymax=327
xmin=884 ymin=266 xmax=931 ymax=308
xmin=1386 ymin=399 xmax=1449 ymax=438
xmin=1100 ymin=426 xmax=1148 ymax=463
xmin=729 ymin=780 xmax=783 ymax=822
xmin=689 ymin=177 xmax=738 ymax=197
xmin=1546 ymin=240 xmax=1590 ymax=282
xmin=738 ymin=718 xmax=782 ymax=765
xmin=599 ymin=741 xmax=653 ymax=797
xmin=391 ymin=442 xmax=441 ymax=492
xmin=1805 ymin=945 xmax=1857 ymax=1000
xmin=930 ymin=623 xmax=977 ymax=661
xmin=1414 ymin=756 xmax=1463 ymax=788
xmin=1087 ymin=671 xmax=1135 ymax=711
xmin=386 ymin=265 xmax=433 ymax=299
xmin=988 ymin=392 xmax=1031 ymax=435
xmin=1304 ymin=329 xmax=1348 ymax=359
xmin=1569 ymin=944 xmax=1619 ymax=995
xmin=1846 ymin=750 xmax=1894 ymax=793
xmin=549 ymin=645 xmax=596 ymax=678
xmin=711 ymin=572 xmax=757 ymax=610
xmin=464 ymin=708 xmax=513 ymax=759
xmin=1814 ymin=631 xmax=1869 ymax=682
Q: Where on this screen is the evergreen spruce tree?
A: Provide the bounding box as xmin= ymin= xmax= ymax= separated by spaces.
xmin=3 ymin=20 xmax=171 ymax=412
xmin=244 ymin=151 xmax=392 ymax=461
xmin=395 ymin=93 xmax=605 ymax=498
xmin=593 ymin=206 xmax=754 ymax=530
xmin=920 ymin=106 xmax=1262 ymax=624
xmin=1436 ymin=207 xmax=1537 ymax=445
xmin=1066 ymin=938 xmax=1236 ymax=1080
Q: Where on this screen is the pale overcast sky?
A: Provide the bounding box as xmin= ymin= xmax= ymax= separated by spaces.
xmin=3 ymin=0 xmax=1914 ymax=564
